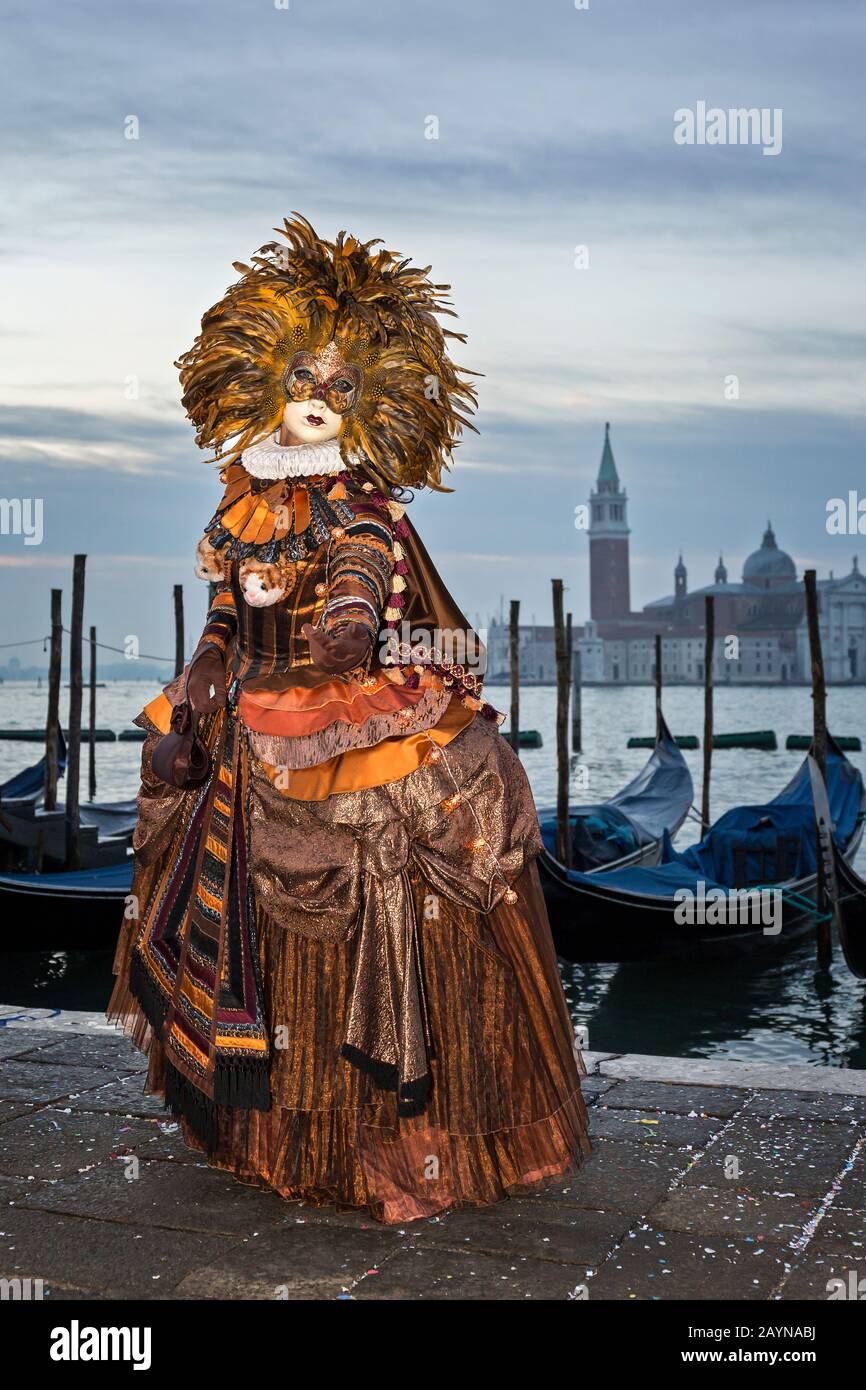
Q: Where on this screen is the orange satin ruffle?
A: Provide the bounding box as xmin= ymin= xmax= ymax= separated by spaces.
xmin=259 ymin=697 xmax=476 ymax=800
xmin=238 ymin=669 xmax=434 ymax=738
xmin=142 ymin=690 xmax=173 ymax=735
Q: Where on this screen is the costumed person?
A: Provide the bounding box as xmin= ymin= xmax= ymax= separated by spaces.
xmin=108 ymin=214 xmax=590 ymax=1223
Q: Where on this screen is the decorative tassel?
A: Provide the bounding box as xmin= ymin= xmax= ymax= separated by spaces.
xmin=163 ymin=1063 xmax=219 ymax=1152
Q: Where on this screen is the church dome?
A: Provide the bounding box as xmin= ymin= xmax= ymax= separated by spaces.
xmin=742 ymin=522 xmax=796 ymax=587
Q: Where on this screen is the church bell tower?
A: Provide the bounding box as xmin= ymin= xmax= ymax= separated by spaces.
xmin=588 ymin=423 xmax=631 ymax=621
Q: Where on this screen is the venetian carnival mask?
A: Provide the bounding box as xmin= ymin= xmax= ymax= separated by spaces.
xmin=280 ymin=342 xmax=362 ymax=445
xmin=283 ymin=344 xmax=362 ymax=416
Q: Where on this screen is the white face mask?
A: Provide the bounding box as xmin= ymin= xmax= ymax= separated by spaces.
xmin=280 ymin=395 xmax=344 ymax=445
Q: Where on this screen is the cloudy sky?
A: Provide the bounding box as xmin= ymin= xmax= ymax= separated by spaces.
xmin=1 ymin=0 xmax=864 ymax=664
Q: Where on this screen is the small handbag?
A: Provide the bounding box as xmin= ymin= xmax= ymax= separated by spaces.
xmin=151 ymin=699 xmax=211 ymax=789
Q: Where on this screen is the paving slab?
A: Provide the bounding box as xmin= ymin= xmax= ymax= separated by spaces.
xmin=579 ymin=1077 xmax=618 ymax=1105
xmin=589 ymin=1106 xmax=723 ymax=1147
xmin=778 ymin=1252 xmax=866 ymax=1301
xmin=743 ymin=1089 xmax=866 ymax=1124
xmin=351 ymin=1243 xmax=589 ymax=1300
xmin=18 ymin=1156 xmax=295 ymax=1236
xmin=679 ymin=1115 xmax=861 ymax=1197
xmin=587 ymin=1226 xmax=791 ymax=1299
xmin=579 ymin=1051 xmax=621 ymax=1075
xmin=65 ymin=1074 xmax=170 ymax=1119
xmin=652 ymin=1185 xmax=818 ymax=1241
xmin=834 ymin=1150 xmax=866 ymax=1209
xmin=170 ymin=1222 xmax=405 ymax=1299
xmin=0 ymin=1060 xmax=114 ymax=1105
xmin=529 ymin=1138 xmax=688 ymax=1215
xmin=599 ymin=1053 xmax=866 ymax=1097
xmin=0 ymin=1030 xmax=66 ymax=1062
xmin=0 ymin=1009 xmax=115 ymax=1033
xmin=805 ymin=1207 xmax=866 ymax=1256
xmin=0 ymin=1107 xmax=164 ymax=1181
xmin=19 ymin=1032 xmax=147 ymax=1073
xmin=0 ymin=1204 xmax=250 ymax=1298
xmin=600 ymin=1079 xmax=750 ymax=1118
xmin=412 ymin=1200 xmax=631 ymax=1267
xmin=91 ymin=1115 xmax=206 ymax=1167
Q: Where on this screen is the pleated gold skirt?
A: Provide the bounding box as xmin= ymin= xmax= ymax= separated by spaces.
xmin=138 ymin=857 xmax=590 ymax=1224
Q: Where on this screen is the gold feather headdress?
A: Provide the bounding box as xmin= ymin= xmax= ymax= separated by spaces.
xmin=175 ymin=213 xmax=478 ymax=492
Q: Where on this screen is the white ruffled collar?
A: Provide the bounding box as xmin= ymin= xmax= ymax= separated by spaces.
xmin=241 ymin=433 xmax=346 ymax=480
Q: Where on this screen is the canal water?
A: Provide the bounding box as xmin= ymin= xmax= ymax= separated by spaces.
xmin=1 ymin=679 xmax=865 ymax=1068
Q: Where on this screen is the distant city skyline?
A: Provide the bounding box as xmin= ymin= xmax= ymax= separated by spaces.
xmin=2 ymin=0 xmax=865 ymax=665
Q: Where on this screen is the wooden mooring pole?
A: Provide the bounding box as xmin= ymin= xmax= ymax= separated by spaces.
xmin=654 ymin=633 xmax=663 ymax=738
xmin=65 ymin=555 xmax=86 ymax=869
xmin=509 ymin=599 xmax=520 ymax=754
xmin=572 ymin=650 xmax=582 ymax=753
xmin=174 ymin=584 xmax=185 ymax=678
xmin=44 ymin=589 xmax=63 ymax=812
xmin=88 ymin=625 xmax=97 ymax=802
xmin=701 ymin=595 xmax=715 ymax=831
xmin=552 ymin=580 xmax=570 ymax=867
xmin=570 ymin=618 xmax=582 ymax=752
xmin=804 ymin=569 xmax=832 ymax=967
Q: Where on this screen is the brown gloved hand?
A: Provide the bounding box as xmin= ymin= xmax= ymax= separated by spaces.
xmin=186 ymin=646 xmax=227 ymax=714
xmin=302 ymin=621 xmax=373 ymax=676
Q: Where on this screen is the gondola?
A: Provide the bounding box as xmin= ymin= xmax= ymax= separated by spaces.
xmin=0 ymin=739 xmax=136 ymax=835
xmin=0 ymin=740 xmax=138 ymax=947
xmin=542 ymin=735 xmax=865 ymax=964
xmin=0 ymin=859 xmax=134 ymax=950
xmin=831 ymin=844 xmax=866 ymax=978
xmin=538 ymin=714 xmax=694 ymax=877
xmin=0 ymin=730 xmax=66 ymax=805
xmin=0 ymin=736 xmax=137 ymax=869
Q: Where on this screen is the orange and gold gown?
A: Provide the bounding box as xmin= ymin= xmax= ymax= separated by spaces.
xmin=109 ymin=437 xmax=590 ymax=1223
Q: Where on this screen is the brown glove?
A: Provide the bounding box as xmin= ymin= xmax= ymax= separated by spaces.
xmin=302 ymin=621 xmax=372 ymax=676
xmin=186 ymin=646 xmax=228 ymax=714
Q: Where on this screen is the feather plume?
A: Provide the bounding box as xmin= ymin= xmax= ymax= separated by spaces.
xmin=176 ymin=213 xmax=478 ymax=490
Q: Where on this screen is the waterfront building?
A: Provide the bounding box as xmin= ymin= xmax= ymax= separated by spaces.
xmin=484 ymin=426 xmax=863 ymax=685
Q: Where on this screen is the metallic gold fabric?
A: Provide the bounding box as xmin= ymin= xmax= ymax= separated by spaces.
xmin=174 ymin=858 xmax=590 ymax=1223
xmin=248 ymin=714 xmax=544 ymax=1102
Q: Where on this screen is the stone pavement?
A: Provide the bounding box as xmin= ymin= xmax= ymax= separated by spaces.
xmin=0 ymin=1007 xmax=864 ymax=1301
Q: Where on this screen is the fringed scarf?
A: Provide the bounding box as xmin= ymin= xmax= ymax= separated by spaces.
xmin=129 ymin=708 xmax=270 ymax=1148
